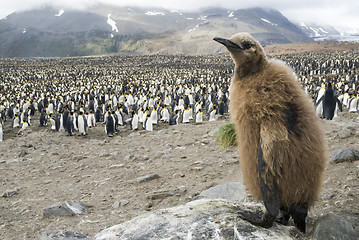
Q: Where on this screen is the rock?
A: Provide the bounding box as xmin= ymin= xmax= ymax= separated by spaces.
xmin=200 ymin=139 xmax=210 ymax=145
xmin=338 ymin=128 xmax=354 ymax=139
xmin=137 ymin=173 xmax=160 ymax=183
xmin=124 ymin=154 xmax=135 ymax=161
xmin=311 ymin=213 xmax=358 ymax=240
xmin=147 ymin=186 xmax=187 ymax=200
xmin=119 ymin=200 xmax=129 ymax=206
xmin=191 ymin=166 xmax=203 ymax=171
xmin=112 ymin=201 xmax=120 ymax=209
xmin=2 ymin=189 xmax=18 ymax=197
xmin=111 ymin=151 xmax=119 ymax=156
xmin=39 ymin=230 xmax=91 ymax=240
xmin=192 ymin=161 xmax=204 ymax=166
xmin=225 ymin=156 xmax=239 ymax=164
xmin=128 ymin=132 xmax=140 ymax=137
xmin=19 ymin=149 xmax=28 ymax=157
xmin=196 ymin=182 xmax=248 ymax=203
xmin=330 ymin=148 xmax=359 ymax=163
xmin=6 ymin=158 xmax=22 ymax=164
xmin=20 ymin=143 xmax=34 ymax=148
xmin=95 ymin=199 xmax=292 ymax=240
xmin=112 ymin=199 xmax=130 ymax=209
xmin=43 ymin=201 xmax=87 ymax=218
xmin=109 ymin=164 xmax=125 ymax=169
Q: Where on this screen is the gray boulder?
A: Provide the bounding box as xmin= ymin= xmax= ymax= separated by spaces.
xmin=137 ymin=173 xmax=160 ymax=183
xmin=95 ymin=199 xmax=293 ymax=240
xmin=43 ymin=201 xmax=87 ymax=218
xmin=311 ymin=213 xmax=358 ymax=240
xmin=147 ymin=186 xmax=187 ymax=200
xmin=196 ymin=182 xmax=248 ymax=203
xmin=39 ymin=230 xmax=91 ymax=240
xmin=337 ymin=128 xmax=354 ymax=139
xmin=2 ymin=189 xmax=18 ymax=197
xmin=330 ymin=148 xmax=359 ymax=163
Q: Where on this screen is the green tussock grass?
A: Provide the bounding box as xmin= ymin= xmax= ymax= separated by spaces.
xmin=215 ymin=123 xmax=237 ymax=147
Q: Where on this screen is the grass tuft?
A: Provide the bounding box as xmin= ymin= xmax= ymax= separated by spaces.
xmin=215 ymin=123 xmax=237 ymax=147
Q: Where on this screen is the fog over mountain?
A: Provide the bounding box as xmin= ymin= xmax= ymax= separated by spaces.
xmin=2 ymin=0 xmax=359 ymax=31
xmin=0 ymin=4 xmax=357 ymax=57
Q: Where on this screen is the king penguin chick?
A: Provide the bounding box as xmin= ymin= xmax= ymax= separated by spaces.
xmin=214 ymin=33 xmax=326 ymax=233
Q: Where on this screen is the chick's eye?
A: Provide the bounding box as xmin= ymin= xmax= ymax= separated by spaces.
xmin=242 ymin=41 xmax=253 ymax=50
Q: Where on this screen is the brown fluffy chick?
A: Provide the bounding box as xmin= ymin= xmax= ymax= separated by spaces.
xmin=214 ymin=33 xmax=326 ymax=233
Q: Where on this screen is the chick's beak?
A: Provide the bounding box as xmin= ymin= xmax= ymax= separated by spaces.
xmin=213 ymin=37 xmax=242 ymax=50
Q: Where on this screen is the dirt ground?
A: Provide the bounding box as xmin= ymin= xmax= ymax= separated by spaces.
xmin=0 ymin=109 xmax=358 ymax=239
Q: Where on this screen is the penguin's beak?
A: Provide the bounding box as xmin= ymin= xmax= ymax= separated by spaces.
xmin=213 ymin=37 xmax=242 ymax=50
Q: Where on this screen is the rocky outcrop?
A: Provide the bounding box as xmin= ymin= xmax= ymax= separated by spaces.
xmin=95 ymin=198 xmax=293 ymax=240
xmin=95 ymin=182 xmax=358 ymax=240
xmin=43 ymin=201 xmax=87 ymax=218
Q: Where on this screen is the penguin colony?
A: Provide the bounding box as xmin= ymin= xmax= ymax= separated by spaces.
xmin=0 ymin=49 xmax=358 ymax=141
xmin=0 ymin=55 xmax=231 ymax=140
xmin=214 ymin=33 xmax=327 ymax=233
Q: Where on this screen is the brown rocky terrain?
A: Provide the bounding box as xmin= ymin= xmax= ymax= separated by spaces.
xmin=264 ymin=41 xmax=359 ymax=55
xmin=1 ymin=110 xmax=358 ymax=239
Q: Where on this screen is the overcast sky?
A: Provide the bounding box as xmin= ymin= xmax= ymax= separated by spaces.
xmin=1 ymin=0 xmax=359 ymax=32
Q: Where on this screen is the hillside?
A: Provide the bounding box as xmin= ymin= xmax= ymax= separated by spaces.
xmin=264 ymin=40 xmax=359 ymax=55
xmin=0 ymin=5 xmax=312 ymax=57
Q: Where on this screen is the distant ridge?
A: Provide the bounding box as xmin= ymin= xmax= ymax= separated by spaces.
xmin=0 ymin=5 xmax=338 ymax=57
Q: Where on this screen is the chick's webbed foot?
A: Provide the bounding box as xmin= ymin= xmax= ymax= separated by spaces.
xmin=237 ymin=209 xmax=276 ymax=229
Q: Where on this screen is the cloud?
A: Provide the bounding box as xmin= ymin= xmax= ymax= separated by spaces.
xmin=1 ymin=0 xmax=359 ymax=30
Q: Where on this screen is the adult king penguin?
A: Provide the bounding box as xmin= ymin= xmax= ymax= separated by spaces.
xmin=316 ymin=83 xmax=342 ymax=120
xmin=214 ymin=33 xmax=326 ymax=233
xmin=66 ymin=112 xmax=75 ymax=136
xmin=129 ymin=110 xmax=139 ymax=130
xmin=78 ymin=111 xmax=87 ymax=136
xmin=0 ymin=119 xmax=3 ymax=142
xmin=105 ymin=112 xmax=115 ymax=137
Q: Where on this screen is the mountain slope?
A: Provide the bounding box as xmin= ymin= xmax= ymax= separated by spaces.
xmin=0 ymin=5 xmax=312 ymax=57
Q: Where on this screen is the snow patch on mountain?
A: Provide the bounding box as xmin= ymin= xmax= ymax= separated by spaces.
xmin=145 ymin=11 xmax=165 ymax=16
xmin=261 ymin=18 xmax=277 ymax=26
xmin=107 ymin=14 xmax=118 ymax=32
xmin=55 ymin=10 xmax=64 ymax=17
